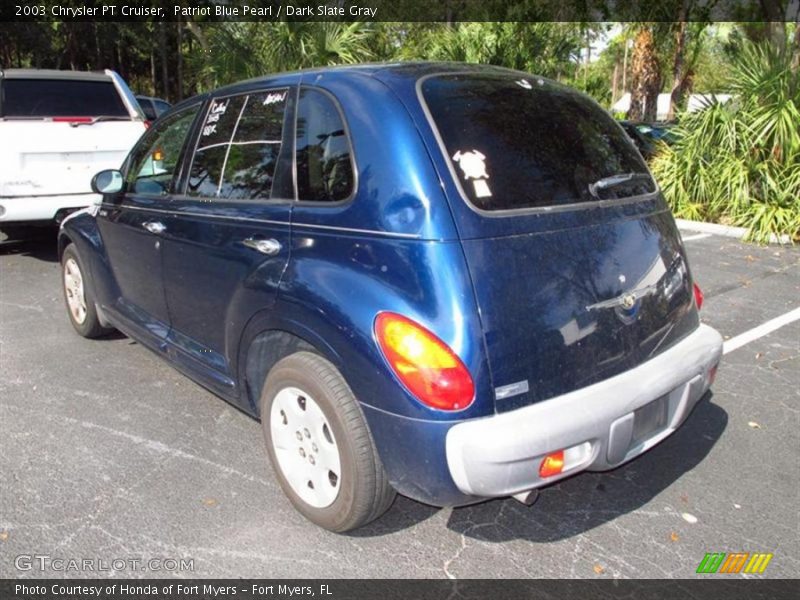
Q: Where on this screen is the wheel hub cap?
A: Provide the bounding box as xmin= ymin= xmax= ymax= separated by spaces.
xmin=270 ymin=386 xmax=341 ymax=508
xmin=63 ymin=258 xmax=87 ymax=325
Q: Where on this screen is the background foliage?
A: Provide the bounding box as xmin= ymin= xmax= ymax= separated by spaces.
xmin=1 ymin=10 xmax=798 ymax=241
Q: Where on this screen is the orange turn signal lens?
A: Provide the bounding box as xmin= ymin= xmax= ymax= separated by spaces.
xmin=539 ymin=450 xmax=565 ymax=478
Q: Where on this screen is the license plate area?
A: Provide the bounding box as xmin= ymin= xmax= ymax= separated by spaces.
xmin=632 ymin=394 xmax=669 ymax=444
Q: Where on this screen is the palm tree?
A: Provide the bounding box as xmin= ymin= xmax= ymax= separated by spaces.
xmin=627 ymin=25 xmax=662 ymax=121
xmin=186 ymin=22 xmax=375 ymax=89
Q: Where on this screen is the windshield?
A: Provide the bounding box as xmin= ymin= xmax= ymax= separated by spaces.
xmin=1 ymin=79 xmax=129 ymax=118
xmin=420 ymin=72 xmax=655 ymax=211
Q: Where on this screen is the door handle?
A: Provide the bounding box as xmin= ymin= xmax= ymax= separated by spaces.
xmin=242 ymin=237 xmax=282 ymax=256
xmin=143 ymin=221 xmax=166 ymax=234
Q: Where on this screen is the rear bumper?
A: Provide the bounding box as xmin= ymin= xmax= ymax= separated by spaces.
xmin=0 ymin=194 xmax=98 ymax=224
xmin=445 ymin=324 xmax=723 ymax=498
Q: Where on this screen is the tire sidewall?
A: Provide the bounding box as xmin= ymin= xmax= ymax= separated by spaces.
xmin=261 ymin=357 xmax=361 ymax=531
xmin=61 ymin=244 xmax=97 ymax=337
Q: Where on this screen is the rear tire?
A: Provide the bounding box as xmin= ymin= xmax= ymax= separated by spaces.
xmin=61 ymin=243 xmax=111 ymax=338
xmin=260 ymin=351 xmax=396 ymax=532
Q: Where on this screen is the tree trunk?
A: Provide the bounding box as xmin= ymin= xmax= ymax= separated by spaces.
xmin=627 ymin=27 xmax=661 ymax=122
xmin=583 ymin=27 xmax=591 ymax=87
xmin=759 ymin=0 xmax=787 ymax=49
xmin=150 ymin=50 xmax=157 ymax=96
xmin=667 ymin=7 xmax=689 ymax=121
xmin=158 ymin=22 xmax=169 ymax=100
xmin=93 ymin=23 xmax=101 ymax=70
xmin=611 ymin=60 xmax=619 ymax=104
xmin=622 ymin=37 xmax=629 ymax=95
xmin=176 ymin=20 xmax=184 ymax=101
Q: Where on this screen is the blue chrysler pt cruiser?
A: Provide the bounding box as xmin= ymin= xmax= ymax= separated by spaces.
xmin=59 ymin=63 xmax=723 ymax=531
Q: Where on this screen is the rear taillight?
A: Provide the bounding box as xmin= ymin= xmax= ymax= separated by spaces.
xmin=144 ymin=120 xmax=152 ymax=129
xmin=693 ymin=283 xmax=704 ymax=310
xmin=374 ymin=312 xmax=475 ymax=411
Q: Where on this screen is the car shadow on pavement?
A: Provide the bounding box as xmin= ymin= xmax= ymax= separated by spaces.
xmin=0 ymin=234 xmax=59 ymax=262
xmin=445 ymin=393 xmax=728 ymax=543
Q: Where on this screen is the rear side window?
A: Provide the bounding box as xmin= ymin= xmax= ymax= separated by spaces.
xmin=187 ymin=89 xmax=288 ymax=200
xmin=138 ymin=99 xmax=157 ymax=121
xmin=153 ymin=100 xmax=171 ymax=116
xmin=295 ymin=88 xmax=354 ymax=203
xmin=1 ymin=79 xmax=129 ymax=118
xmin=421 ymin=73 xmax=655 ymax=211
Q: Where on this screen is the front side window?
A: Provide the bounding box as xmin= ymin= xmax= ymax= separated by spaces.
xmin=126 ymin=106 xmax=200 ymax=195
xmin=421 ymin=73 xmax=655 ymax=212
xmin=187 ymin=89 xmax=289 ymax=200
xmin=295 ymin=88 xmax=354 ymax=203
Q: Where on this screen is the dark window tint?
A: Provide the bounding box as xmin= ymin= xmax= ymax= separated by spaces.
xmin=187 ymin=90 xmax=287 ymax=200
xmin=126 ymin=106 xmax=199 ymax=195
xmin=138 ymin=99 xmax=157 ymax=121
xmin=421 ymin=73 xmax=655 ymax=211
xmin=296 ymin=88 xmax=354 ymax=203
xmin=153 ymin=100 xmax=171 ymax=116
xmin=1 ymin=79 xmax=129 ymax=118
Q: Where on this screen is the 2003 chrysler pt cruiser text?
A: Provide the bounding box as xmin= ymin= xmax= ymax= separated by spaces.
xmin=58 ymin=63 xmax=723 ymax=532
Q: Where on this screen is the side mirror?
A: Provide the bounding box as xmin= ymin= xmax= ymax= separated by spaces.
xmin=91 ymin=169 xmax=124 ymax=195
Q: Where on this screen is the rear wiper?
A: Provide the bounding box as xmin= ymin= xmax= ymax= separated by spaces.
xmin=71 ymin=116 xmax=132 ymax=127
xmin=589 ymin=172 xmax=653 ymax=199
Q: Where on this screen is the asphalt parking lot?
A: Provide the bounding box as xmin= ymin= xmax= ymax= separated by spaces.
xmin=1 ymin=228 xmax=798 ymax=579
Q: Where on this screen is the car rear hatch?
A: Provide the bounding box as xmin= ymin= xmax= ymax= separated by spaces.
xmin=418 ymin=71 xmax=700 ymax=412
xmin=0 ymin=76 xmax=146 ymax=197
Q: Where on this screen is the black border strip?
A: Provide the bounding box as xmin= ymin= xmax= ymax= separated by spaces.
xmin=1 ymin=0 xmax=799 ymax=23
xmin=2 ymin=579 xmax=799 ymax=600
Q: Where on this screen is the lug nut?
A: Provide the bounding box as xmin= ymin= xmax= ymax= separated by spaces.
xmin=311 ymin=443 xmax=318 ymax=453
xmin=303 ymin=428 xmax=311 ymax=438
xmin=299 ymin=448 xmax=306 ymax=457
xmin=309 ymin=456 xmax=315 ymax=465
xmin=295 ymin=431 xmax=302 ymax=441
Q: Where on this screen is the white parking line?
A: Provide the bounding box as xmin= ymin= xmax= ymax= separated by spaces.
xmin=681 ymin=233 xmax=713 ymax=242
xmin=723 ymin=306 xmax=800 ymax=355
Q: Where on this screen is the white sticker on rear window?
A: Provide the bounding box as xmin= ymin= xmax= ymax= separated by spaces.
xmin=473 ymin=179 xmax=492 ymax=198
xmin=453 ymin=149 xmax=492 ymax=198
xmin=452 ymin=150 xmax=489 ymax=180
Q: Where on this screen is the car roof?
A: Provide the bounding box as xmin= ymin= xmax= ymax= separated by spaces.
xmin=211 ymin=62 xmax=532 ymax=94
xmin=0 ymin=68 xmax=112 ymax=82
xmin=160 ymin=62 xmax=546 ymax=121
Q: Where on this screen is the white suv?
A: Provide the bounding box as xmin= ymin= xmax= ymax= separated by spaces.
xmin=0 ymin=69 xmax=147 ymax=236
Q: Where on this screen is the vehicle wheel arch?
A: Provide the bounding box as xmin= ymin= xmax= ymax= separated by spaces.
xmin=239 ymin=320 xmax=345 ymax=418
xmin=57 ymin=230 xmax=74 ymax=262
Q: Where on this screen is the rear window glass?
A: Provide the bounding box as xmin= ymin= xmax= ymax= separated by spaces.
xmin=1 ymin=79 xmax=129 ymax=118
xmin=421 ymin=73 xmax=655 ymax=211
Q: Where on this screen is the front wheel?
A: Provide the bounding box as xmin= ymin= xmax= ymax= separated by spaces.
xmin=61 ymin=243 xmax=112 ymax=338
xmin=261 ymin=351 xmax=396 ymax=532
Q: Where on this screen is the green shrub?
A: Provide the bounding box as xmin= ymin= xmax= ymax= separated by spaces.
xmin=651 ymin=42 xmax=800 ymax=243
